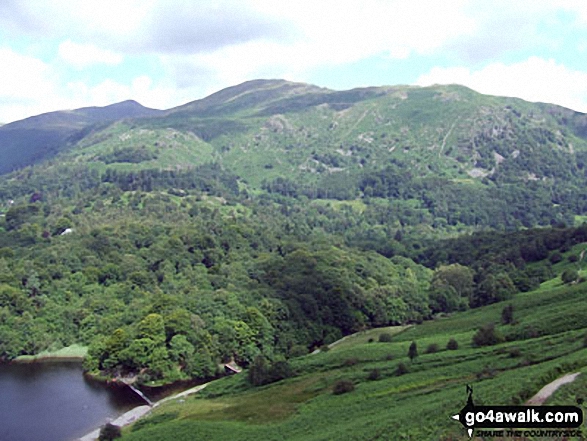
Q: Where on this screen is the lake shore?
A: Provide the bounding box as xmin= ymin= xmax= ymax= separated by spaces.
xmin=76 ymin=382 xmax=209 ymax=441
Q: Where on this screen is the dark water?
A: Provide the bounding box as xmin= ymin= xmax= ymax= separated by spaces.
xmin=0 ymin=362 xmax=145 ymax=441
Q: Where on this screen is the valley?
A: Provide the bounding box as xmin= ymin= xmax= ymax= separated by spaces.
xmin=1 ymin=80 xmax=587 ymax=440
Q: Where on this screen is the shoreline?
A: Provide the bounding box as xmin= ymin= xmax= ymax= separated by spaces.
xmin=76 ymin=383 xmax=209 ymax=441
xmin=12 ymin=344 xmax=88 ymax=363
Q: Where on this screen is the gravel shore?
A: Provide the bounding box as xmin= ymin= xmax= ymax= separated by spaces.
xmin=76 ymin=383 xmax=209 ymax=440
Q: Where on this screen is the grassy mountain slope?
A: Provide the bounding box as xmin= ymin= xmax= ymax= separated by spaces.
xmin=121 ymin=276 xmax=587 ymax=440
xmin=4 ymin=80 xmax=587 ymax=232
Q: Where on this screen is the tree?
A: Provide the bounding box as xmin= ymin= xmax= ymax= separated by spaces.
xmin=408 ymin=341 xmax=418 ymax=362
xmin=138 ymin=313 xmax=166 ymax=344
xmin=429 ymin=264 xmax=474 ymax=312
xmin=472 ymin=273 xmax=516 ymax=307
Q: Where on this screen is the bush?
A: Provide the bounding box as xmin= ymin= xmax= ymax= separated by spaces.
xmin=367 ymin=338 xmax=374 ymax=343
xmin=425 ymin=343 xmax=438 ymax=354
xmin=501 ymin=304 xmax=514 ymax=325
xmin=99 ymin=423 xmax=121 ymax=441
xmin=472 ymin=323 xmax=504 ymax=347
xmin=320 ymin=344 xmax=330 ymax=352
xmin=269 ymin=360 xmax=294 ymax=382
xmin=561 ymin=269 xmax=578 ymax=284
xmin=508 ymin=347 xmax=522 ymax=358
xmin=248 ymin=356 xmax=293 ymax=386
xmin=549 ymin=252 xmax=563 ymax=264
xmin=378 ymin=333 xmax=393 ymax=342
xmin=344 ymin=358 xmax=359 ymax=367
xmin=446 ymin=338 xmax=459 ymax=350
xmin=289 ymin=344 xmax=308 ymax=358
xmin=332 ymin=379 xmax=355 ymax=395
xmin=568 ymin=254 xmax=579 ymax=263
xmin=396 ymin=362 xmax=409 ymax=376
xmin=408 ymin=341 xmax=418 ymax=361
xmin=367 ymin=369 xmax=381 ymax=381
xmin=247 ymin=355 xmax=269 ymax=386
xmin=583 ymin=333 xmax=587 ymax=348
xmin=385 ymin=353 xmax=394 ymax=361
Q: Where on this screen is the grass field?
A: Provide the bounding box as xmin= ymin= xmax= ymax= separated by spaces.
xmin=14 ymin=344 xmax=88 ymax=362
xmin=119 ymin=280 xmax=587 ymax=440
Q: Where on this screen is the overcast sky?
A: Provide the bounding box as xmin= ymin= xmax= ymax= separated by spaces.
xmin=1 ymin=0 xmax=587 ymax=123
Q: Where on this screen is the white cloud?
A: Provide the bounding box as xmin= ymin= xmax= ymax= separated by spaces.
xmin=416 ymin=57 xmax=587 ymax=112
xmin=2 ymin=0 xmax=587 ymax=122
xmin=0 ymin=48 xmax=53 ymax=100
xmin=58 ymin=40 xmax=123 ymax=68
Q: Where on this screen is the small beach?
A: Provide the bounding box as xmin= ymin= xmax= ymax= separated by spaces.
xmin=76 ymin=383 xmax=209 ymax=440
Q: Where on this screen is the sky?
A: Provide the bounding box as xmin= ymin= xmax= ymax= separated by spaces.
xmin=1 ymin=0 xmax=587 ymax=123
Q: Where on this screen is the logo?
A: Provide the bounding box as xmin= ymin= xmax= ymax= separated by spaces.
xmin=451 ymin=385 xmax=584 ymax=438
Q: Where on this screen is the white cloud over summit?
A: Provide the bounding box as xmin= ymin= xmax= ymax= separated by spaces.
xmin=0 ymin=0 xmax=586 ymax=122
xmin=417 ymin=57 xmax=587 ymax=113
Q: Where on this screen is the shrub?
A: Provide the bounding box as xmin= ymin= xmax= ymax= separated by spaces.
xmin=583 ymin=333 xmax=587 ymax=348
xmin=385 ymin=353 xmax=394 ymax=361
xmin=289 ymin=344 xmax=308 ymax=358
xmin=501 ymin=304 xmax=514 ymax=325
xmin=549 ymin=252 xmax=563 ymax=264
xmin=320 ymin=344 xmax=330 ymax=352
xmin=248 ymin=357 xmax=293 ymax=386
xmin=508 ymin=347 xmax=522 ymax=358
xmin=367 ymin=338 xmax=374 ymax=343
xmin=99 ymin=423 xmax=121 ymax=441
xmin=378 ymin=333 xmax=393 ymax=342
xmin=396 ymin=362 xmax=409 ymax=376
xmin=408 ymin=341 xmax=418 ymax=361
xmin=344 ymin=358 xmax=359 ymax=367
xmin=568 ymin=254 xmax=579 ymax=263
xmin=472 ymin=323 xmax=504 ymax=347
xmin=367 ymin=369 xmax=381 ymax=381
xmin=425 ymin=343 xmax=438 ymax=354
xmin=269 ymin=360 xmax=294 ymax=382
xmin=446 ymin=338 xmax=459 ymax=350
xmin=332 ymin=379 xmax=355 ymax=395
xmin=248 ymin=355 xmax=269 ymax=386
xmin=561 ymin=269 xmax=578 ymax=284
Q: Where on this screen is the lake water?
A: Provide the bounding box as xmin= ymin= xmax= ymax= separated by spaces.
xmin=0 ymin=362 xmax=145 ymax=441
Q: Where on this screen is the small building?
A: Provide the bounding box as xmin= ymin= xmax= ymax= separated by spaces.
xmin=224 ymin=361 xmax=242 ymax=375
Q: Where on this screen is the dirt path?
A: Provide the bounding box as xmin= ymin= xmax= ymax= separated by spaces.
xmin=76 ymin=383 xmax=209 ymax=440
xmin=526 ymin=372 xmax=581 ymax=405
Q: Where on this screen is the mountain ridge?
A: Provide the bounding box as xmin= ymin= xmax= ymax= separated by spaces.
xmin=3 ymin=79 xmax=587 ymax=230
xmin=0 ymin=100 xmax=163 ymax=174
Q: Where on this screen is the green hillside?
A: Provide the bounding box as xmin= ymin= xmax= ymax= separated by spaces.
xmin=3 ymin=80 xmax=587 ymax=232
xmin=120 ymin=278 xmax=587 ymax=440
xmin=2 ymin=80 xmax=587 ymax=439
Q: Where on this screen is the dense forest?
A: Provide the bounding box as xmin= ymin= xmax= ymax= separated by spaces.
xmin=2 ymin=80 xmax=587 ymax=385
xmin=1 ymin=174 xmax=585 ymax=384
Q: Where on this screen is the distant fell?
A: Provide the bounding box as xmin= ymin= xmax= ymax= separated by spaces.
xmin=0 ymin=100 xmax=162 ymax=174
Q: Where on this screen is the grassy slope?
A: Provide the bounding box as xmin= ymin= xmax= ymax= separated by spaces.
xmin=120 ymin=280 xmax=587 ymax=441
